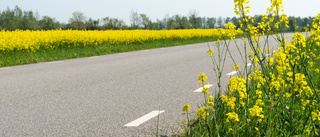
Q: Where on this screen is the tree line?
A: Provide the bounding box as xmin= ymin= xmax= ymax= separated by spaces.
xmin=0 ymin=5 xmax=315 ymax=31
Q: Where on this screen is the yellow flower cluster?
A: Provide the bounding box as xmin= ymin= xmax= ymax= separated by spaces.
xmin=198 ymin=73 xmax=208 ymax=84
xmin=232 ymin=64 xmax=240 ymax=70
xmin=206 ymin=49 xmax=213 ymax=57
xmin=312 ymin=13 xmax=320 ymax=29
xmin=291 ymin=32 xmax=306 ymax=47
xmin=234 ymin=0 xmax=250 ymax=15
xmin=221 ymin=95 xmax=237 ymax=110
xmin=249 ymin=105 xmax=264 ymax=121
xmin=225 ymin=22 xmax=239 ymax=40
xmin=312 ymin=111 xmax=320 ymax=121
xmin=226 ymin=112 xmax=239 ymax=123
xmin=206 ymin=95 xmax=214 ymax=106
xmin=0 ymin=29 xmax=243 ymax=52
xmin=252 ymin=68 xmax=266 ymax=88
xmin=228 ymin=76 xmax=247 ymax=100
xmin=268 ymin=0 xmax=284 ymax=15
xmin=196 ymin=107 xmax=209 ymax=119
xmin=182 ymin=104 xmax=191 ymax=112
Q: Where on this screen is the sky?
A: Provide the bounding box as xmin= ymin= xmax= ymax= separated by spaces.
xmin=1 ymin=0 xmax=320 ymax=25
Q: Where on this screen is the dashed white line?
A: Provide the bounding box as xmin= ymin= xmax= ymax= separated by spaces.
xmin=124 ymin=110 xmax=165 ymax=127
xmin=226 ymin=71 xmax=237 ymax=76
xmin=45 ymin=61 xmax=63 ymax=64
xmin=194 ymin=84 xmax=213 ymax=92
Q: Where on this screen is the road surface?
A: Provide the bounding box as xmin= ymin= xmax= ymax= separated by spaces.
xmin=0 ymin=33 xmax=306 ymax=136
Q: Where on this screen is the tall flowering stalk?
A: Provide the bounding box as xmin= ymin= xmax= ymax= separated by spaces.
xmin=181 ymin=0 xmax=320 ymax=136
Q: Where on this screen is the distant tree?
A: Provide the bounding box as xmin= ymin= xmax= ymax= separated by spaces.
xmin=170 ymin=22 xmax=178 ymax=29
xmin=140 ymin=13 xmax=152 ymax=29
xmin=253 ymin=15 xmax=262 ymax=26
xmin=207 ymin=17 xmax=216 ymax=29
xmin=69 ymin=11 xmax=87 ymax=30
xmin=13 ymin=5 xmax=23 ymax=29
xmin=217 ymin=16 xmax=224 ymax=28
xmin=151 ymin=22 xmax=160 ymax=30
xmin=93 ymin=19 xmax=100 ymax=29
xmin=225 ymin=17 xmax=231 ymax=24
xmin=288 ymin=16 xmax=296 ymax=31
xmin=162 ymin=14 xmax=170 ymax=29
xmin=308 ymin=16 xmax=313 ymax=26
xmin=200 ymin=17 xmax=205 ymax=29
xmin=56 ymin=22 xmax=66 ymax=29
xmin=39 ymin=16 xmax=58 ymax=30
xmin=121 ymin=24 xmax=129 ymax=30
xmin=101 ymin=17 xmax=111 ymax=29
xmin=0 ymin=5 xmax=315 ymax=31
xmin=115 ymin=19 xmax=126 ymax=29
xmin=0 ymin=6 xmax=39 ymax=30
xmin=166 ymin=17 xmax=176 ymax=29
xmin=296 ymin=17 xmax=302 ymax=27
xmin=188 ymin=10 xmax=201 ymax=28
xmin=0 ymin=7 xmax=19 ymax=30
xmin=156 ymin=19 xmax=165 ymax=29
xmin=302 ymin=17 xmax=309 ymax=27
xmin=101 ymin=17 xmax=125 ymax=30
xmin=130 ymin=10 xmax=140 ymax=29
xmin=86 ymin=18 xmax=100 ymax=30
xmin=102 ymin=17 xmax=112 ymax=29
xmin=182 ymin=16 xmax=191 ymax=29
xmin=231 ymin=17 xmax=240 ymax=28
xmin=174 ymin=15 xmax=183 ymax=29
xmin=20 ymin=11 xmax=37 ymax=30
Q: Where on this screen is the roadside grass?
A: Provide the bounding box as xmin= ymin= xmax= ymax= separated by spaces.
xmin=0 ymin=37 xmax=220 ymax=67
xmin=176 ymin=1 xmax=320 ymax=137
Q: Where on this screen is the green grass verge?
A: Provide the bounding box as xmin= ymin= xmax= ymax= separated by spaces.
xmin=0 ymin=37 xmax=219 ymax=67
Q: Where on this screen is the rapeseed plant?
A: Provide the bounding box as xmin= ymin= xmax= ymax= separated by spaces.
xmin=180 ymin=0 xmax=320 ymax=136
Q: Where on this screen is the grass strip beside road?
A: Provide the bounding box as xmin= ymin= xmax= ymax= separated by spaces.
xmin=0 ymin=37 xmax=219 ymax=67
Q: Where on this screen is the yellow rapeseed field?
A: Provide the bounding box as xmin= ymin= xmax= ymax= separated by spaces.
xmin=0 ymin=29 xmax=242 ymax=52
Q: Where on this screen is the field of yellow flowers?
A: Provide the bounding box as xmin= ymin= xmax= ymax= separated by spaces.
xmin=179 ymin=0 xmax=320 ymax=136
xmin=0 ymin=29 xmax=242 ymax=52
xmin=0 ymin=29 xmax=242 ymax=66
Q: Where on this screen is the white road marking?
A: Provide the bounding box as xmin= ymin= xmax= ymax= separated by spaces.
xmin=226 ymin=71 xmax=237 ymax=76
xmin=194 ymin=84 xmax=213 ymax=92
xmin=247 ymin=63 xmax=252 ymax=66
xmin=124 ymin=110 xmax=165 ymax=127
xmin=0 ymin=67 xmax=12 ymax=70
xmin=45 ymin=61 xmax=63 ymax=64
xmin=87 ymin=56 xmax=100 ymax=59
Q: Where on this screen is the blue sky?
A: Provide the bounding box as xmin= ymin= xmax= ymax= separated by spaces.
xmin=1 ymin=0 xmax=320 ymax=24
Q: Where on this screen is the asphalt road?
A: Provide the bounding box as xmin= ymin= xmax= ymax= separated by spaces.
xmin=0 ymin=33 xmax=306 ymax=136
